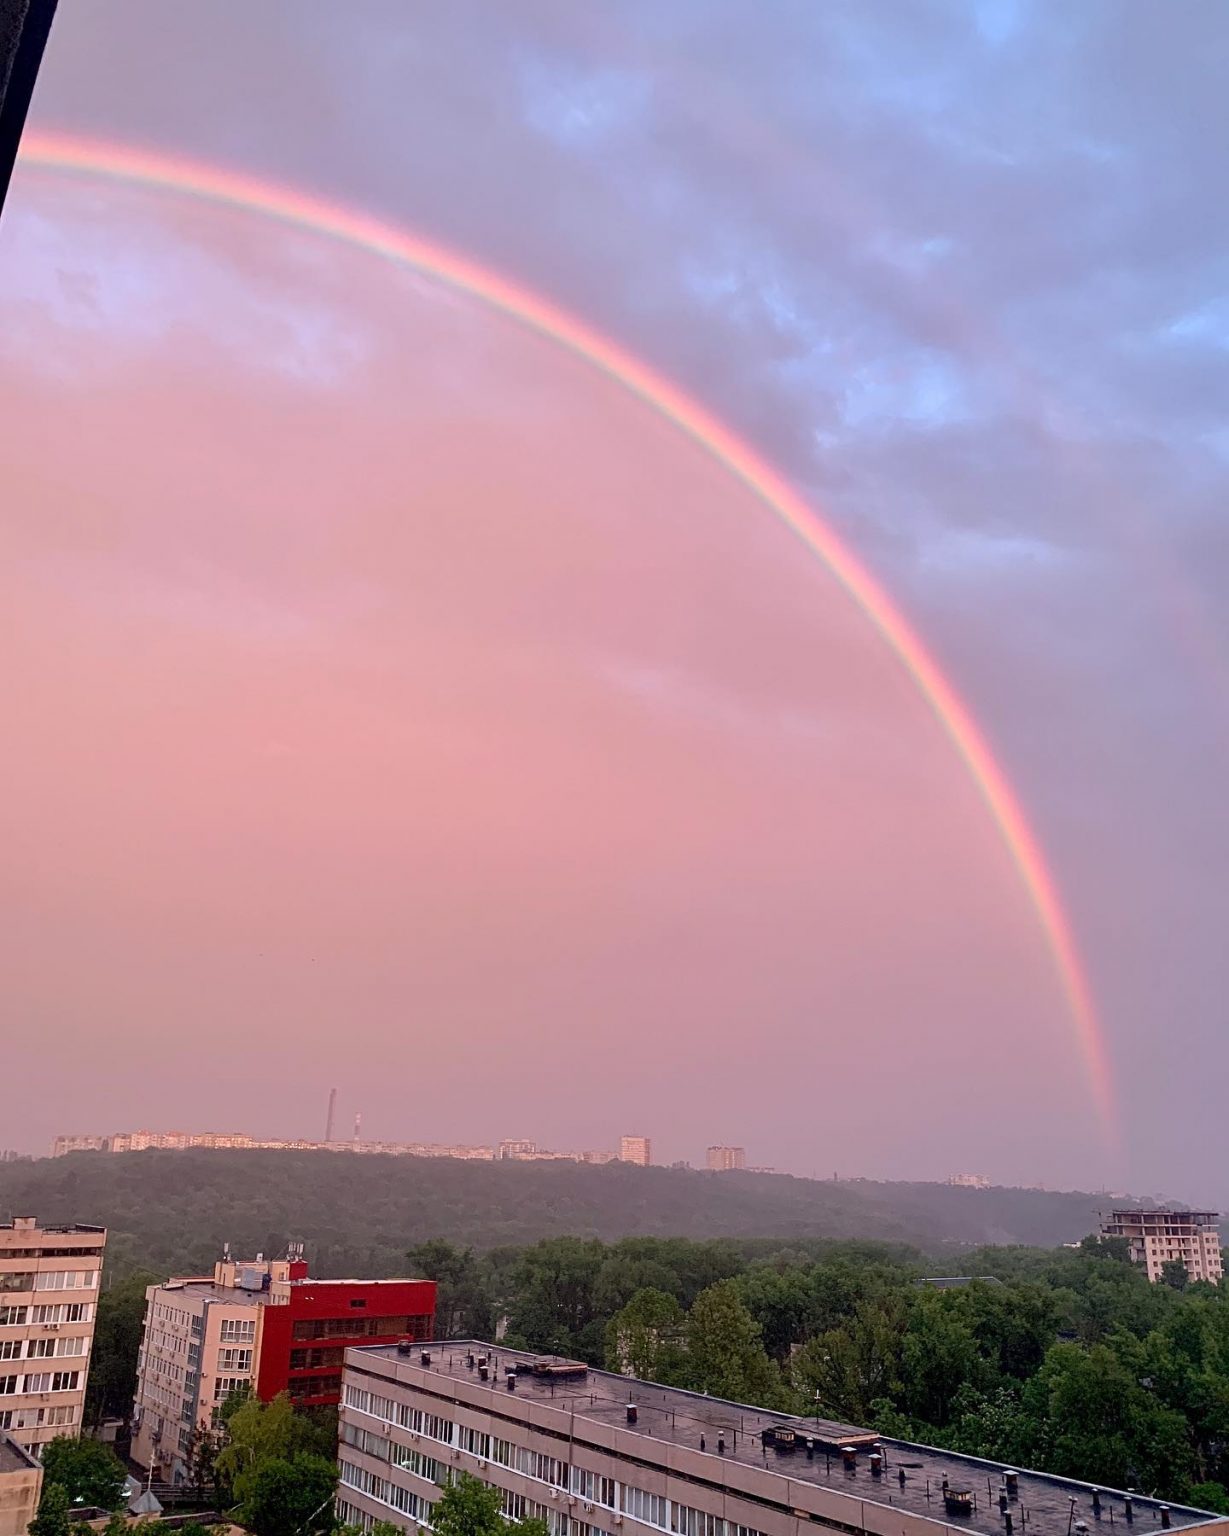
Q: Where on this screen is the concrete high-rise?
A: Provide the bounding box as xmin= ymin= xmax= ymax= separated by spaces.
xmin=619 ymin=1136 xmax=651 ymax=1166
xmin=0 ymin=1218 xmax=107 ymax=1455
xmin=705 ymin=1146 xmax=745 ymax=1171
xmin=1100 ymin=1210 xmax=1223 ymax=1284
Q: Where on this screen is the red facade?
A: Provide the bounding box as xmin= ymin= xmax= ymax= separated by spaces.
xmin=255 ymin=1276 xmax=436 ymax=1408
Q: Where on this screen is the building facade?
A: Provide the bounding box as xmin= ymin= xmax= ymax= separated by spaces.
xmin=619 ymin=1137 xmax=651 ymax=1166
xmin=0 ymin=1433 xmax=42 ymax=1536
xmin=1100 ymin=1210 xmax=1223 ymax=1284
xmin=705 ymin=1147 xmax=746 ymax=1172
xmin=0 ymin=1219 xmax=106 ymax=1456
xmin=336 ymin=1342 xmax=1227 ymax=1536
xmin=131 ymin=1250 xmax=435 ymax=1484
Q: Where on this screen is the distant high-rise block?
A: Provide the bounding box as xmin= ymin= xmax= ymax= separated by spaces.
xmin=1100 ymin=1209 xmax=1222 ymax=1285
xmin=0 ymin=1218 xmax=107 ymax=1457
xmin=706 ymin=1145 xmax=746 ymax=1171
xmin=619 ymin=1135 xmax=651 ymax=1166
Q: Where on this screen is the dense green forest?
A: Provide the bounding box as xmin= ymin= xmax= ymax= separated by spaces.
xmin=427 ymin=1233 xmax=1229 ymax=1510
xmin=82 ymin=1227 xmax=1229 ymax=1513
xmin=0 ymin=1150 xmax=1113 ymax=1277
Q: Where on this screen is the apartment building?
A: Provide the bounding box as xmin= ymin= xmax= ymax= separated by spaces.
xmin=619 ymin=1137 xmax=651 ymax=1166
xmin=0 ymin=1219 xmax=107 ymax=1456
xmin=132 ymin=1249 xmax=435 ymax=1484
xmin=0 ymin=1433 xmax=42 ymax=1536
xmin=1100 ymin=1209 xmax=1223 ymax=1284
xmin=336 ymin=1342 xmax=1227 ymax=1536
xmin=705 ymin=1147 xmax=746 ymax=1172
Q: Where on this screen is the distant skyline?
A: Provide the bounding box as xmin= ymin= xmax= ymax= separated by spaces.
xmin=2 ymin=3 xmax=1227 ymax=1196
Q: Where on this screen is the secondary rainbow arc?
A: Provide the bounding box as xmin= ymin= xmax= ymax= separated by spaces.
xmin=13 ymin=128 xmax=1119 ymax=1147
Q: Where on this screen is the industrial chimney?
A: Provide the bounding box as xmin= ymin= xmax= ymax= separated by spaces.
xmin=325 ymin=1087 xmax=337 ymax=1144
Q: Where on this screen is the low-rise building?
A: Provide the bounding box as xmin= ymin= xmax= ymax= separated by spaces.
xmin=336 ymin=1341 xmax=1228 ymax=1536
xmin=1101 ymin=1209 xmax=1223 ymax=1284
xmin=131 ymin=1248 xmax=435 ymax=1485
xmin=0 ymin=1218 xmax=107 ymax=1455
xmin=0 ymin=1433 xmax=41 ymax=1536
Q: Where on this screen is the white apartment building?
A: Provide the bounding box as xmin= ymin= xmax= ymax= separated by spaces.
xmin=705 ymin=1147 xmax=746 ymax=1172
xmin=0 ymin=1220 xmax=107 ymax=1455
xmin=619 ymin=1137 xmax=651 ymax=1166
xmin=1101 ymin=1209 xmax=1223 ymax=1284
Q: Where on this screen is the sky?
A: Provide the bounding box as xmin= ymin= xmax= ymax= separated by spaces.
xmin=2 ymin=1 xmax=1227 ymax=1196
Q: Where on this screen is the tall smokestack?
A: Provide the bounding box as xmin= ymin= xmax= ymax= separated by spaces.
xmin=325 ymin=1088 xmax=337 ymax=1144
xmin=353 ymin=1112 xmax=361 ymax=1144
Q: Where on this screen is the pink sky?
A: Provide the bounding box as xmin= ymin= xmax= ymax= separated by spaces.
xmin=3 ymin=2 xmax=1227 ymax=1195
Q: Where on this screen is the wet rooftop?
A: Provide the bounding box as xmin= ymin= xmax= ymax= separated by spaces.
xmin=356 ymin=1342 xmax=1221 ymax=1536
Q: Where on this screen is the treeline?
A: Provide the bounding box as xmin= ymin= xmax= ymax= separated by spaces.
xmin=418 ymin=1234 xmax=1229 ymax=1510
xmin=1 ymin=1149 xmax=1112 ymax=1276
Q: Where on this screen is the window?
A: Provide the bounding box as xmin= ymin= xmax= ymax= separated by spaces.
xmin=214 ymin=1376 xmax=250 ymax=1400
xmin=0 ymin=1377 xmax=17 ymax=1396
xmin=0 ymin=1273 xmax=33 ymax=1292
xmin=459 ymin=1426 xmax=490 ymax=1458
xmin=30 ymin=1303 xmax=90 ymax=1325
xmin=52 ymin=1371 xmax=80 ymax=1392
xmin=0 ymin=1341 xmax=22 ymax=1361
xmin=25 ymin=1340 xmax=56 ymax=1359
xmin=217 ymin=1348 xmax=252 ymax=1372
xmin=33 ymin=1271 xmax=95 ymax=1291
xmin=45 ymin=1405 xmax=76 ymax=1427
xmin=0 ymin=1307 xmax=28 ymax=1327
xmin=219 ymin=1319 xmax=255 ymax=1343
xmin=621 ymin=1488 xmax=668 ymax=1529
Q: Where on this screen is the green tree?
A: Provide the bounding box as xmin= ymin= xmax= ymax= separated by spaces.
xmin=605 ymin=1288 xmax=687 ymax=1382
xmin=430 ymin=1471 xmax=549 ymax=1536
xmin=85 ymin=1270 xmax=160 ymax=1428
xmin=792 ymin=1299 xmax=904 ymax=1423
xmin=431 ymin=1472 xmax=508 ymax=1536
xmin=1162 ymin=1260 xmax=1191 ymax=1292
xmin=410 ymin=1240 xmax=495 ymax=1339
xmin=684 ymin=1281 xmax=784 ymax=1406
xmin=504 ymin=1238 xmax=607 ymax=1362
xmin=239 ymin=1453 xmax=337 ymax=1536
xmin=1025 ymin=1342 xmax=1193 ymax=1494
xmin=1189 ymin=1484 xmax=1229 ymax=1515
xmin=29 ymin=1484 xmax=72 ymax=1536
xmin=186 ymin=1424 xmax=228 ymax=1505
xmin=900 ymin=1292 xmax=982 ymax=1427
xmin=39 ymin=1435 xmax=128 ymax=1510
xmin=216 ymin=1391 xmax=318 ymax=1504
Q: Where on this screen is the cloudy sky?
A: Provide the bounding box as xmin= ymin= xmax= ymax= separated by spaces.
xmin=2 ymin=1 xmax=1226 ymax=1194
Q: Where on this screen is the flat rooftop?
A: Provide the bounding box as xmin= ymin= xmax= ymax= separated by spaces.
xmin=354 ymin=1342 xmax=1220 ymax=1536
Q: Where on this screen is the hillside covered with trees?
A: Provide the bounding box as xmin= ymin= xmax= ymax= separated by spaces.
xmin=0 ymin=1149 xmax=1115 ymax=1277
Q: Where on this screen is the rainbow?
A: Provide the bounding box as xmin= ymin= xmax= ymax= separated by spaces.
xmin=13 ymin=129 xmax=1119 ymax=1145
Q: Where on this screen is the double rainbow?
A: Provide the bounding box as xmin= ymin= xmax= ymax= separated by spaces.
xmin=13 ymin=129 xmax=1119 ymax=1145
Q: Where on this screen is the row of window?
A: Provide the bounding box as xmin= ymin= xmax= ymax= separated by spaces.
xmin=292 ymin=1313 xmax=431 ymax=1343
xmin=217 ymin=1348 xmax=253 ymax=1372
xmin=288 ymin=1373 xmax=342 ymax=1401
xmin=342 ymin=1390 xmax=767 ymax=1536
xmin=219 ymin=1318 xmax=256 ymax=1343
xmin=0 ymin=1371 xmax=82 ymax=1395
xmin=0 ymin=1302 xmax=93 ymax=1326
xmin=340 ymin=1420 xmax=445 ymax=1485
xmin=0 ymin=1404 xmax=76 ymax=1431
xmin=0 ymin=1336 xmax=87 ymax=1361
xmin=0 ymin=1270 xmax=97 ymax=1294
